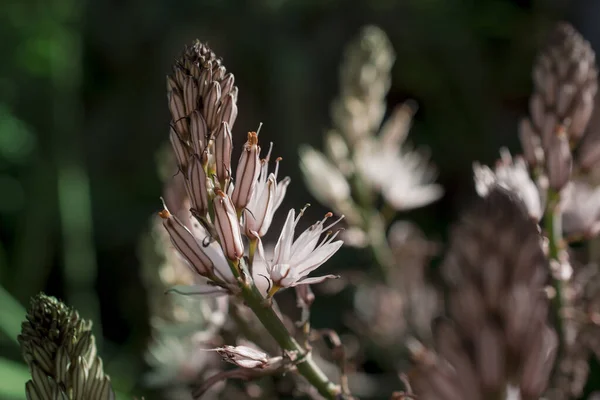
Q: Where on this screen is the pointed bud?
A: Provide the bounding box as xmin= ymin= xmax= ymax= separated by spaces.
xmin=232 ymin=132 xmax=261 ymax=210
xmin=168 ymin=89 xmax=188 ymax=138
xmin=189 ymin=110 xmax=207 ymax=155
xmin=183 ymin=76 xmax=199 ymax=115
xmin=218 ymin=93 xmax=238 ymax=129
xmin=215 ymin=345 xmax=282 ymax=369
xmin=185 ymin=155 xmax=210 ymax=217
xmin=546 ymin=126 xmax=572 ymax=191
xmin=204 ymin=82 xmax=221 ymax=132
xmin=214 ymin=122 xmax=233 ymax=185
xmin=159 ymin=208 xmax=212 ymax=276
xmin=169 ymin=128 xmax=190 ymax=171
xmin=519 ymin=118 xmax=543 ymax=167
xmin=213 ymin=189 xmax=244 ymax=260
xmin=220 ymin=73 xmax=235 ymax=97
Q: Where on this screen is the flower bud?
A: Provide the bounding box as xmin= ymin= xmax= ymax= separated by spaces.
xmin=169 ymin=127 xmax=190 ymax=172
xmin=546 ymin=126 xmax=572 ymax=191
xmin=183 ymin=75 xmax=199 ymax=115
xmin=159 ymin=208 xmax=212 ymax=276
xmin=189 ymin=110 xmax=207 ymax=155
xmin=215 ymin=345 xmax=282 ymax=369
xmin=213 ymin=189 xmax=244 ymax=260
xmin=185 ymin=154 xmax=210 ymax=217
xmin=218 ymin=93 xmax=238 ymax=129
xmin=168 ymin=89 xmax=188 ymax=138
xmin=204 ymin=81 xmax=221 ymax=132
xmin=231 ymin=132 xmax=261 ymax=211
xmin=214 ymin=122 xmax=233 ymax=185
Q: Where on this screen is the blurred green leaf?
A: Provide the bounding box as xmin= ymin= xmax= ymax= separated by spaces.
xmin=0 ymin=358 xmax=28 ymax=400
xmin=0 ymin=285 xmax=25 ymax=346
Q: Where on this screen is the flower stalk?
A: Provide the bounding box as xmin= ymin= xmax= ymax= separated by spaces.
xmin=235 ymin=264 xmax=342 ymax=399
xmin=545 ymin=188 xmax=567 ymax=358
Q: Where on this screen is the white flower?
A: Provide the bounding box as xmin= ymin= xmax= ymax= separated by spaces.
xmin=259 ymin=208 xmax=343 ymax=295
xmin=562 ymin=180 xmax=600 ymax=238
xmin=299 ymin=145 xmax=351 ymax=208
xmin=355 ymin=138 xmax=443 ymax=210
xmin=473 ymin=148 xmax=543 ymax=221
xmin=243 ymin=144 xmax=291 ymax=238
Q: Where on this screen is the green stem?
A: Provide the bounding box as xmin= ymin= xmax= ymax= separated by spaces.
xmin=544 ymin=189 xmax=565 ymax=360
xmin=239 ymin=281 xmax=341 ymax=399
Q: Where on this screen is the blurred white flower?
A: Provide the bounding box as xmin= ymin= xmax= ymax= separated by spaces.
xmin=473 ymin=148 xmax=543 ymax=221
xmin=258 ymin=207 xmax=343 ymax=295
xmin=299 ymin=145 xmax=351 ymax=208
xmin=355 ymin=138 xmax=443 ymax=210
xmin=562 ymin=180 xmax=600 ymax=238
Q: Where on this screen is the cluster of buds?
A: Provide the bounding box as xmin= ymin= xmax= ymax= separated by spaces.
xmin=300 ymin=25 xmax=442 ymax=253
xmin=520 ymin=22 xmax=598 ymax=183
xmin=18 ymin=293 xmax=115 ymax=400
xmin=162 ymin=41 xmax=344 ymax=298
xmin=409 ymin=188 xmax=557 ymax=399
xmin=472 ymin=22 xmax=600 ymax=398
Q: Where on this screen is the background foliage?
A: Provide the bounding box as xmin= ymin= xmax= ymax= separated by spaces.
xmin=0 ymin=0 xmax=597 ymax=398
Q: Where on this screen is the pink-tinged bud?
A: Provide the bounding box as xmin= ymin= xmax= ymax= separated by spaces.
xmin=218 ymin=93 xmax=238 ymax=129
xmin=166 ymin=75 xmax=178 ymax=92
xmin=183 ymin=76 xmax=199 ymax=115
xmin=199 ymin=61 xmax=213 ymax=96
xmin=220 ymin=73 xmax=235 ymax=97
xmin=168 ymin=89 xmax=188 ymax=137
xmin=546 ymin=126 xmax=572 ymax=191
xmin=204 ymin=82 xmax=221 ymax=132
xmin=518 ymin=118 xmax=543 ymax=167
xmin=232 ymin=132 xmax=261 ymax=211
xmin=214 ymin=122 xmax=233 ymax=185
xmin=189 ymin=111 xmax=207 ymax=155
xmin=185 ymin=155 xmax=210 ymax=217
xmin=159 ymin=208 xmax=212 ymax=276
xmin=169 ymin=127 xmax=190 ymax=171
xmin=213 ymin=189 xmax=244 ymax=260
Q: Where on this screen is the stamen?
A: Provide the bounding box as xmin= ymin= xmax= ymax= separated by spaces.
xmin=323 ymin=214 xmax=345 ymax=232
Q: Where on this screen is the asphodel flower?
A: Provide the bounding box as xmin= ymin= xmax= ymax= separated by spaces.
xmin=259 ymin=207 xmax=344 ymax=296
xmin=243 ymin=144 xmax=291 ymax=238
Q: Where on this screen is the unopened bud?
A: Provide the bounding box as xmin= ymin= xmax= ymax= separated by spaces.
xmin=159 ymin=208 xmax=212 ymax=276
xmin=231 ymin=132 xmax=261 ymax=211
xmin=189 ymin=110 xmax=208 ymax=155
xmin=213 ymin=189 xmax=244 ymax=260
xmin=546 ymin=126 xmax=572 ymax=191
xmin=215 ymin=345 xmax=281 ymax=369
xmin=185 ymin=155 xmax=210 ymax=217
xmin=169 ymin=127 xmax=190 ymax=171
xmin=214 ymin=122 xmax=233 ymax=185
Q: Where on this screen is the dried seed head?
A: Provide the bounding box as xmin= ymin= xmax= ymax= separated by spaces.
xmin=18 ymin=294 xmax=115 ymax=400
